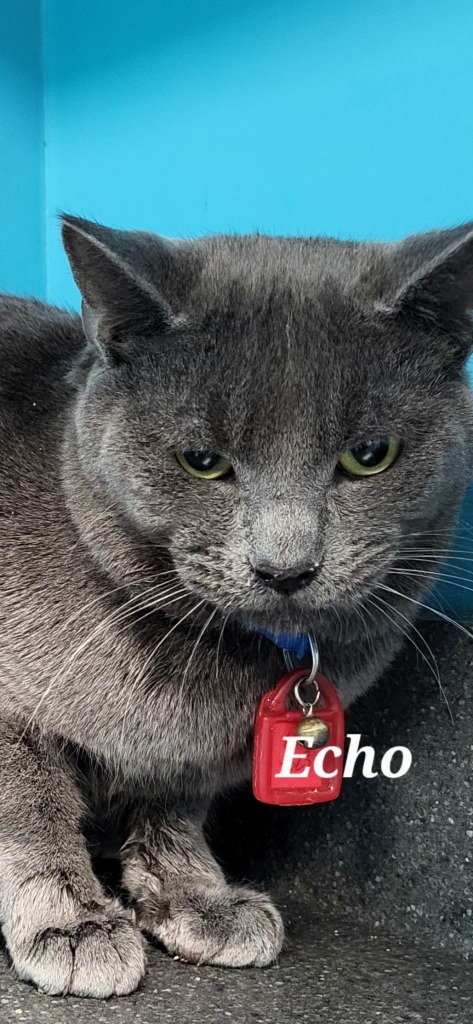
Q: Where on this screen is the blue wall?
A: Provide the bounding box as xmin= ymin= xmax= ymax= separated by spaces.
xmin=0 ymin=0 xmax=45 ymax=297
xmin=42 ymin=0 xmax=473 ymax=308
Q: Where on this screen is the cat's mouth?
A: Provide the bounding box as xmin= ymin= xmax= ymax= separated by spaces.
xmin=227 ymin=563 xmax=398 ymax=635
xmin=172 ymin=544 xmax=410 ymax=636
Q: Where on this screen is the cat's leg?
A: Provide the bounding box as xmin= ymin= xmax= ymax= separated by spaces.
xmin=121 ymin=802 xmax=284 ymax=968
xmin=0 ymin=719 xmax=145 ymax=997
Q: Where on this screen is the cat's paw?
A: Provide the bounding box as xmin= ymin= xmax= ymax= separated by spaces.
xmin=137 ymin=882 xmax=284 ymax=968
xmin=5 ymin=901 xmax=146 ymax=997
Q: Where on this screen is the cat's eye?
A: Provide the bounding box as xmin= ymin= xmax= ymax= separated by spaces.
xmin=175 ymin=449 xmax=233 ymax=479
xmin=338 ymin=437 xmax=401 ymax=477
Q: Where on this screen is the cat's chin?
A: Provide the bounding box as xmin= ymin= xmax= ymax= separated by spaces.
xmin=229 ymin=591 xmax=370 ymax=636
xmin=231 ymin=606 xmax=329 ymax=636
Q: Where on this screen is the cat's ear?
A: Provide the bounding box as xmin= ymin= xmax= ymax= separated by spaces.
xmin=61 ymin=215 xmax=184 ymax=361
xmin=388 ymin=226 xmax=473 ymax=358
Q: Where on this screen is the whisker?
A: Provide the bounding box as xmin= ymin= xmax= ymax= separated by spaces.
xmin=389 ymin=567 xmax=473 ymax=597
xmin=138 ymin=599 xmax=207 ymax=705
xmin=397 ymin=550 xmax=473 ymax=560
xmin=178 ymin=607 xmax=218 ymax=707
xmin=14 ymin=570 xmax=180 ymax=667
xmin=395 ymin=558 xmax=473 ymax=579
xmin=215 ymin=606 xmax=232 ymax=687
xmin=17 ymin=581 xmax=188 ymax=742
xmin=351 ymin=597 xmax=380 ymax=663
xmin=376 ymin=583 xmax=473 ymax=642
xmin=366 ymin=593 xmax=453 ymax=721
xmin=117 ymin=598 xmax=207 ymax=754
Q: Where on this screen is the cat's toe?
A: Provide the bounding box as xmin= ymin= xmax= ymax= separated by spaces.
xmin=138 ymin=882 xmax=284 ymax=968
xmin=7 ymin=902 xmax=146 ymax=997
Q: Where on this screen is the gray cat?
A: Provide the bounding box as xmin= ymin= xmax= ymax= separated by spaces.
xmin=0 ymin=216 xmax=472 ymax=997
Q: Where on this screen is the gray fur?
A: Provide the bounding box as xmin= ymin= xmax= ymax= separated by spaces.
xmin=0 ymin=218 xmax=472 ymax=996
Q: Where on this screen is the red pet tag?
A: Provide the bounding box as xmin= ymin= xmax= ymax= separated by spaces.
xmin=253 ymin=669 xmax=345 ymax=806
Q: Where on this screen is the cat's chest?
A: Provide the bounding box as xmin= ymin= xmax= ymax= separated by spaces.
xmin=117 ymin=642 xmax=272 ymax=791
xmin=36 ymin=601 xmax=277 ymax=792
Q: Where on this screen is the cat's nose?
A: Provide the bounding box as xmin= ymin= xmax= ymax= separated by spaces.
xmin=252 ymin=560 xmax=320 ymax=594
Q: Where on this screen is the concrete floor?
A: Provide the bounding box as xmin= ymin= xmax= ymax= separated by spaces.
xmin=0 ymin=623 xmax=471 ymax=1022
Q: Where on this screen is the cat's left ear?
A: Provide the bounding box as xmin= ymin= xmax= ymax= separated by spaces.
xmin=61 ymin=215 xmax=185 ymax=362
xmin=388 ymin=227 xmax=473 ymax=360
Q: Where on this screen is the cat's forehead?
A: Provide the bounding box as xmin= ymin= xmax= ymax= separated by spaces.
xmin=188 ymin=250 xmax=386 ymax=383
xmin=191 ymin=233 xmax=382 ymax=308
xmin=154 ymin=287 xmax=418 ymax=458
xmin=152 ymin=238 xmax=419 ymax=428
xmin=134 ymin=232 xmax=449 ymax=451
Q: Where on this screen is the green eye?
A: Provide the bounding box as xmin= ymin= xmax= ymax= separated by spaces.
xmin=175 ymin=449 xmax=233 ymax=479
xmin=338 ymin=437 xmax=401 ymax=477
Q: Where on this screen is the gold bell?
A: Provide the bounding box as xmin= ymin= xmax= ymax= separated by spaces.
xmin=296 ymin=714 xmax=330 ymax=749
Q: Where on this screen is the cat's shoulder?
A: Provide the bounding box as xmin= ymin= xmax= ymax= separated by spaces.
xmin=0 ymin=293 xmax=84 ymax=401
xmin=0 ymin=293 xmax=83 ymax=356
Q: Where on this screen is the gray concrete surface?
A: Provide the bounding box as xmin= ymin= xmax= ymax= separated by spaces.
xmin=0 ymin=623 xmax=471 ymax=1022
xmin=0 ymin=925 xmax=470 ymax=1023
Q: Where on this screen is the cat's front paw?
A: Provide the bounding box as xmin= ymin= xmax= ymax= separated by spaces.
xmin=5 ymin=900 xmax=146 ymax=997
xmin=137 ymin=882 xmax=284 ymax=968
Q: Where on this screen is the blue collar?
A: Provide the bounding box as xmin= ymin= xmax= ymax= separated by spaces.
xmin=257 ymin=629 xmax=311 ymax=662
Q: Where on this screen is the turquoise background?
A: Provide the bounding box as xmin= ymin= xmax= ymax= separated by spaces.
xmin=0 ymin=1 xmax=44 ymax=296
xmin=1 ymin=0 xmax=473 ymax=611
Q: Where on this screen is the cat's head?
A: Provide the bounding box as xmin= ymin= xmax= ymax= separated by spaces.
xmin=62 ymin=216 xmax=473 ymax=634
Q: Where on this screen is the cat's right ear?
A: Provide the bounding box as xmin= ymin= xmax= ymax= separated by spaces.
xmin=61 ymin=215 xmax=184 ymax=362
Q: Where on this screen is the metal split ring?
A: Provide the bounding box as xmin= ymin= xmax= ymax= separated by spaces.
xmin=293 ymin=675 xmax=321 ymax=714
xmin=284 ymin=633 xmax=321 ymax=712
